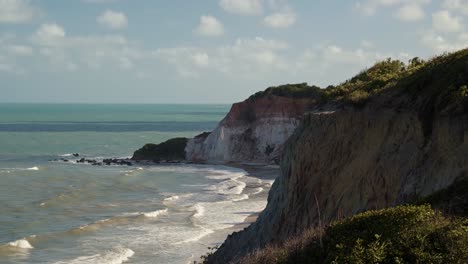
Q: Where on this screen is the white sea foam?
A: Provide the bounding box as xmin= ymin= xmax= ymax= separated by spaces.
xmin=1 ymin=166 xmax=39 ymax=172
xmin=264 ymin=179 xmax=275 ymax=187
xmin=163 ymin=195 xmax=180 ymax=201
xmin=206 ymin=178 xmax=247 ymax=195
xmin=7 ymin=239 xmax=33 ymax=249
xmin=251 ymin=187 xmax=264 ymax=195
xmin=232 ymin=194 xmax=249 ymax=202
xmin=59 ymin=153 xmax=74 ymax=157
xmin=172 ymin=227 xmax=214 ymax=245
xmin=205 ymin=172 xmax=246 ymax=180
xmin=142 ymin=208 xmax=168 ymax=218
xmin=54 ymin=247 xmax=134 ymax=264
xmin=192 ymin=204 xmax=205 ymax=218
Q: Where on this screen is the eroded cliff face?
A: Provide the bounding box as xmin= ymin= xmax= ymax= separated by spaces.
xmin=185 ymin=95 xmax=316 ymax=164
xmin=207 ymin=87 xmax=468 ymax=263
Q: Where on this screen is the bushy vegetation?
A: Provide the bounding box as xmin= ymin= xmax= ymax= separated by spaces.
xmin=419 ymin=176 xmax=468 ymax=217
xmin=248 ymin=83 xmax=323 ymax=100
xmin=248 ymin=48 xmax=468 ymax=108
xmin=239 ymin=205 xmax=468 ymax=264
xmin=131 ymin=137 xmax=188 ymax=162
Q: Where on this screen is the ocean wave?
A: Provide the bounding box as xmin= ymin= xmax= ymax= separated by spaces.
xmin=5 ymin=239 xmax=34 ymax=249
xmin=71 ymin=208 xmax=168 ymax=234
xmin=53 ymin=247 xmax=134 ymax=264
xmin=263 ymin=179 xmax=275 ymax=187
xmin=0 ymin=166 xmax=39 ymax=172
xmin=163 ymin=195 xmax=180 ymax=202
xmin=232 ymin=194 xmax=249 ymax=202
xmin=205 ymin=178 xmax=247 ymax=195
xmin=205 ymin=172 xmax=246 ymax=180
xmin=172 ymin=227 xmax=214 ymax=245
xmin=142 ymin=208 xmax=168 ymax=218
xmin=192 ymin=204 xmax=205 ymax=218
xmin=251 ymin=187 xmax=264 ymax=195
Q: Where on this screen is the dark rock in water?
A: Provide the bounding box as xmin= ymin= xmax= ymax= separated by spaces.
xmin=72 ymin=153 xmax=79 ymax=157
xmin=132 ymin=137 xmax=188 ymax=162
xmin=77 ymin=158 xmax=86 ymax=163
xmin=62 ymin=159 xmax=69 ymax=162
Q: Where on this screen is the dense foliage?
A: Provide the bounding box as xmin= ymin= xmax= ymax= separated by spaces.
xmin=248 ymin=83 xmax=323 ymax=100
xmin=131 ymin=137 xmax=188 ymax=162
xmin=420 ymin=176 xmax=468 ymax=217
xmin=239 ymin=205 xmax=468 ymax=264
xmin=248 ymin=48 xmax=468 ymax=108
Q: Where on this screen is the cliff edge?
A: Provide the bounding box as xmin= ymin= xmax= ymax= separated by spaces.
xmin=133 ymin=83 xmax=323 ymax=164
xmin=206 ymin=49 xmax=468 ymax=263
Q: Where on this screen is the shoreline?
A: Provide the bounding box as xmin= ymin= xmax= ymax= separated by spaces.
xmin=192 ymin=163 xmax=279 ymax=263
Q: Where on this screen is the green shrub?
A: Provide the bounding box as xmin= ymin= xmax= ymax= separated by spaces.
xmin=459 ymin=85 xmax=468 ymax=98
xmin=347 ymin=90 xmax=370 ymax=105
xmin=240 ymin=205 xmax=468 ymax=264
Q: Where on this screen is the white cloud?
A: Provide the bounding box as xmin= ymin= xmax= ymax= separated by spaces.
xmin=153 ymin=37 xmax=289 ymax=78
xmin=194 ymin=15 xmax=224 ymax=37
xmin=8 ymin=44 xmax=33 ymax=56
xmin=432 ymin=10 xmax=463 ymax=33
xmin=395 ymin=3 xmax=425 ymax=21
xmin=220 ymin=0 xmax=263 ymax=15
xmin=263 ymin=11 xmax=296 ymax=28
xmin=443 ymin=0 xmax=468 ymax=15
xmin=97 ymin=10 xmax=128 ymax=30
xmin=34 ymin=23 xmax=66 ymax=46
xmin=355 ymin=0 xmax=430 ymax=19
xmin=361 ymin=40 xmax=374 ymax=48
xmin=421 ymin=30 xmax=468 ymax=52
xmin=192 ymin=53 xmax=210 ymax=67
xmin=0 ymin=0 xmax=39 ymax=23
xmin=30 ymin=22 xmax=143 ymax=73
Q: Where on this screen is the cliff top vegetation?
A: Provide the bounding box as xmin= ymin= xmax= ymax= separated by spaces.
xmin=248 ymin=48 xmax=468 ymax=107
xmin=238 ymin=205 xmax=468 ymax=264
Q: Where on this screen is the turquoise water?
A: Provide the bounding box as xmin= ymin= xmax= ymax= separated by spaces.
xmin=0 ymin=104 xmax=274 ymax=264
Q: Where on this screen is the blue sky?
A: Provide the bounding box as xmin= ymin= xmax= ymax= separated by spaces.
xmin=0 ymin=0 xmax=467 ymax=103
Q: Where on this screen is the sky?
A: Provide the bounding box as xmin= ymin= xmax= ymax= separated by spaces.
xmin=0 ymin=0 xmax=467 ymax=104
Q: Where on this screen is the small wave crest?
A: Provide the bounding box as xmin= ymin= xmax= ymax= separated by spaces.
xmin=232 ymin=194 xmax=249 ymax=202
xmin=6 ymin=239 xmax=34 ymax=249
xmin=142 ymin=208 xmax=168 ymax=218
xmin=251 ymin=187 xmax=264 ymax=195
xmin=192 ymin=204 xmax=205 ymax=218
xmin=172 ymin=227 xmax=214 ymax=245
xmin=53 ymin=247 xmax=134 ymax=264
xmin=71 ymin=208 xmax=168 ymax=234
xmin=0 ymin=166 xmax=39 ymax=172
xmin=163 ymin=195 xmax=180 ymax=202
xmin=205 ymin=178 xmax=247 ymax=195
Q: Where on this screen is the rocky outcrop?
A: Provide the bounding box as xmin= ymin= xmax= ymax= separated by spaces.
xmin=132 ymin=137 xmax=188 ymax=162
xmin=206 ymin=52 xmax=468 ymax=263
xmin=185 ymin=93 xmax=318 ymax=164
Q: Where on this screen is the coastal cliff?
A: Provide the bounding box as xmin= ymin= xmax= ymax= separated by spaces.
xmin=133 ymin=83 xmax=322 ymax=164
xmin=185 ymin=87 xmax=321 ymax=164
xmin=206 ymin=50 xmax=468 ymax=263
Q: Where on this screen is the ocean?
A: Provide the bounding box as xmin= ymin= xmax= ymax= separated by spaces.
xmin=0 ymin=104 xmax=275 ymax=264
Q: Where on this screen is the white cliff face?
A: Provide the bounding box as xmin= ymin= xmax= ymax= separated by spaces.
xmin=186 ymin=117 xmax=300 ymax=164
xmin=185 ymin=95 xmax=315 ymax=164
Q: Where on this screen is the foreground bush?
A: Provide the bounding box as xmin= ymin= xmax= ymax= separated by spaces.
xmin=240 ymin=205 xmax=468 ymax=264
